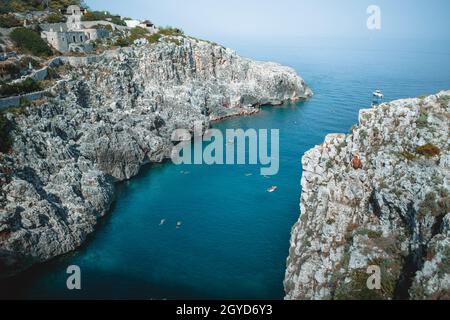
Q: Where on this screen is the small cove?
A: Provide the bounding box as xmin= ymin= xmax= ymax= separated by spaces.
xmin=2 ymin=38 xmax=450 ymax=299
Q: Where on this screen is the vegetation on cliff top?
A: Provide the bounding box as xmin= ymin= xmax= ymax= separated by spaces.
xmin=0 ymin=13 xmax=21 ymax=28
xmin=0 ymin=56 xmax=41 ymax=81
xmin=10 ymin=27 xmax=53 ymax=57
xmin=45 ymin=12 xmax=66 ymax=23
xmin=0 ymin=0 xmax=83 ymax=13
xmin=438 ymin=95 xmax=450 ymax=108
xmin=0 ymin=77 xmax=43 ymax=97
xmin=82 ymin=10 xmax=127 ymax=26
xmin=114 ymin=26 xmax=184 ymax=48
xmin=114 ymin=27 xmax=151 ymax=47
xmin=158 ymin=27 xmax=184 ymax=37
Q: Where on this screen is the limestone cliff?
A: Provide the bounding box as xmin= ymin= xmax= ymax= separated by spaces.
xmin=0 ymin=37 xmax=312 ymax=277
xmin=285 ymin=91 xmax=449 ymax=300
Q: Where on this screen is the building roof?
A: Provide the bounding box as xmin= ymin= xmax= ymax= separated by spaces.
xmin=66 ymin=5 xmax=85 ymax=15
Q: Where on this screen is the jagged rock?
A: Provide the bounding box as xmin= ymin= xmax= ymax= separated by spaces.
xmin=285 ymin=91 xmax=450 ymax=300
xmin=0 ymin=38 xmax=311 ymax=277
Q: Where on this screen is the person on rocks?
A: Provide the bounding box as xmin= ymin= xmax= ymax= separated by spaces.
xmin=352 ymin=155 xmax=362 ymax=169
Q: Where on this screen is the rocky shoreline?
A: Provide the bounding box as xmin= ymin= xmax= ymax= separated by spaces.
xmin=285 ymin=91 xmax=450 ymax=300
xmin=0 ymin=37 xmax=312 ymax=277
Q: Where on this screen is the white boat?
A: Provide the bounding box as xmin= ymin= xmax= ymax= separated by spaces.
xmin=373 ymin=90 xmax=384 ymax=99
xmin=267 ymin=186 xmax=277 ymax=193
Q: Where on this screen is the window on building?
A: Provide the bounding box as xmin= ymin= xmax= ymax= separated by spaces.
xmin=73 ymin=36 xmax=76 ymax=42
xmin=80 ymin=35 xmax=83 ymax=42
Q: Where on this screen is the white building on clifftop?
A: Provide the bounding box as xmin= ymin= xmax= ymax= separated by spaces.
xmin=41 ymin=5 xmax=109 ymax=53
xmin=125 ymin=19 xmax=158 ymax=34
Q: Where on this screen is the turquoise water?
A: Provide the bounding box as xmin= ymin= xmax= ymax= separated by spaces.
xmin=2 ymin=38 xmax=450 ymax=299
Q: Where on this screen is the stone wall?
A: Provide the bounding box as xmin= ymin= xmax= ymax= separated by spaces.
xmin=0 ymin=90 xmax=45 ymax=110
xmin=29 ymin=67 xmax=48 ymax=81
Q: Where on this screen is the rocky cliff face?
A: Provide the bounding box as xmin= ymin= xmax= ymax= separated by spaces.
xmin=285 ymin=91 xmax=450 ymax=300
xmin=0 ymin=38 xmax=311 ymax=277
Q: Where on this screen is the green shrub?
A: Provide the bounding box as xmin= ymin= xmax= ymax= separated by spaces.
xmin=46 ymin=61 xmax=71 ymax=80
xmin=334 ymin=270 xmax=385 ymax=300
xmin=336 ymin=141 xmax=347 ymax=154
xmin=0 ymin=113 xmax=12 ymax=153
xmin=437 ymin=95 xmax=450 ymax=109
xmin=355 ymin=228 xmax=383 ymax=239
xmin=359 ymin=129 xmax=368 ymax=141
xmin=415 ymin=143 xmax=441 ymax=158
xmin=334 ymin=260 xmax=397 ymax=300
xmin=0 ymin=4 xmax=10 ymax=14
xmin=10 ymin=28 xmax=53 ymax=57
xmin=0 ymin=0 xmax=82 ymax=12
xmin=0 ymin=14 xmax=21 ymax=28
xmin=0 ymin=77 xmax=42 ymax=97
xmin=91 ymin=24 xmax=113 ymax=32
xmin=114 ymin=37 xmax=131 ymax=47
xmin=378 ymin=179 xmax=388 ymax=189
xmin=147 ymin=33 xmax=161 ymax=44
xmin=166 ymin=37 xmax=182 ymax=46
xmin=326 ymin=160 xmax=333 ymax=169
xmin=128 ymin=27 xmax=149 ymax=41
xmin=158 ymin=26 xmax=184 ymax=36
xmin=19 ymin=56 xmax=42 ymax=69
xmin=3 ymin=0 xmax=29 ymax=12
xmin=115 ymin=27 xmax=165 ymax=47
xmin=45 ymin=13 xmax=66 ymax=23
xmin=437 ymin=247 xmax=450 ymax=277
xmin=82 ymin=11 xmax=126 ymax=26
xmin=49 ymin=0 xmax=83 ymax=11
xmin=400 ymin=151 xmax=416 ymax=161
xmin=416 ymin=113 xmax=428 ymax=128
xmin=19 ymin=97 xmax=31 ymax=107
xmin=47 ymin=67 xmax=60 ymax=80
xmin=0 ymin=62 xmax=21 ymax=78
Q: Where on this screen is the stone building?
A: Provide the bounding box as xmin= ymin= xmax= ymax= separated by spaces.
xmin=41 ymin=5 xmax=157 ymax=53
xmin=41 ymin=5 xmax=109 ymax=53
xmin=42 ymin=28 xmax=107 ymax=53
xmin=139 ymin=20 xmax=158 ymax=34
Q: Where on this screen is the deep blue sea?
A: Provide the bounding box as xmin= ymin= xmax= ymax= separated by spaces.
xmin=2 ymin=37 xmax=450 ymax=299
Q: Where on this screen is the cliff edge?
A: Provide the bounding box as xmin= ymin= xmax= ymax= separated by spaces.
xmin=285 ymin=91 xmax=449 ymax=300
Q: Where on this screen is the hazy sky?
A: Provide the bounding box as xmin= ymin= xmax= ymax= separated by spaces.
xmin=85 ymin=0 xmax=450 ymax=43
